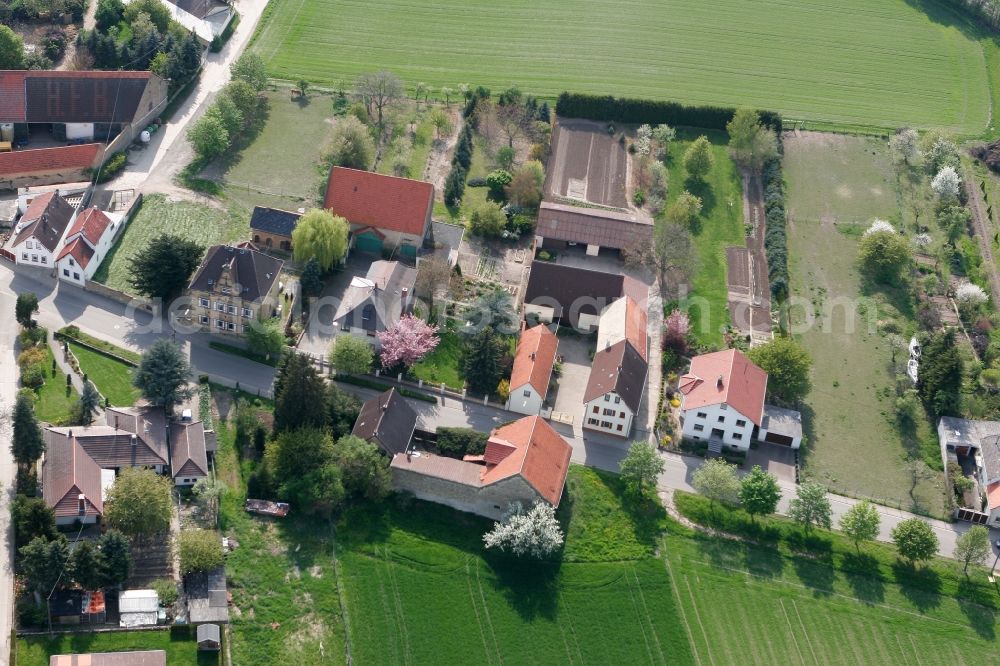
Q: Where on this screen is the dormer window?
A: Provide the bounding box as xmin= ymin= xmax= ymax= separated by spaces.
xmin=222 ymin=287 xmax=231 ymax=294
xmin=69 ymin=257 xmax=74 ymax=266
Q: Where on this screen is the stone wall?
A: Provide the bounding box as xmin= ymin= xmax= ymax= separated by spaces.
xmin=392 ymin=466 xmax=540 ymax=520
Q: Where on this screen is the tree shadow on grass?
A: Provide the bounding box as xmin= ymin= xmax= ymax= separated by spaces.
xmin=841 ymin=552 xmax=886 ymax=605
xmin=486 ymin=555 xmax=561 ymax=622
xmin=958 ymin=577 xmax=997 ymax=640
xmin=787 ymin=532 xmax=835 ymax=597
xmin=891 ymin=561 xmax=943 ymax=613
xmin=742 ymin=540 xmax=785 ymax=581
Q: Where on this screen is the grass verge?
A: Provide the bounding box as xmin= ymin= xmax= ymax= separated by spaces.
xmin=68 ymin=341 xmax=141 ymax=406
xmin=209 ymin=340 xmax=281 ymax=367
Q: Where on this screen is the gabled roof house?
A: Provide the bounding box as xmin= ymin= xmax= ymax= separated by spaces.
xmin=55 ymin=206 xmax=122 ymax=285
xmin=323 ymin=167 xmax=434 ymax=260
xmin=352 ymin=388 xmax=418 ymax=456
xmin=249 ymin=205 xmax=300 ymax=251
xmin=10 ymin=191 xmax=76 ymax=269
xmin=506 ymin=324 xmax=559 ymax=416
xmin=390 ymin=416 xmax=572 ymax=519
xmin=186 ymin=244 xmax=284 ymax=336
xmin=332 ymin=260 xmax=415 ymax=346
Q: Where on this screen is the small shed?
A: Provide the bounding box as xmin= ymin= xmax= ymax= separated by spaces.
xmin=119 ymin=589 xmax=159 ymax=628
xmin=197 ymin=623 xmax=221 ymax=651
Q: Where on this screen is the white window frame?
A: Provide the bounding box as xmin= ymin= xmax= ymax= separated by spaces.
xmin=215 ymin=319 xmax=225 ymax=329
xmin=199 ymin=298 xmax=210 ymax=308
xmin=227 ymin=305 xmax=237 ymax=315
xmin=242 ymin=307 xmax=252 ymax=318
xmin=200 ymin=315 xmax=209 ymax=325
xmin=215 ymin=302 xmax=225 ymax=312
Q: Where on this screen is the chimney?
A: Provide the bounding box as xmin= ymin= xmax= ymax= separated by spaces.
xmin=530 ymin=352 xmax=536 ymax=360
xmin=717 ymin=375 xmax=724 ymax=389
xmin=68 ymin=429 xmax=73 ymax=439
xmin=78 ymin=494 xmax=86 ymax=516
xmin=131 ymin=433 xmax=137 ymax=448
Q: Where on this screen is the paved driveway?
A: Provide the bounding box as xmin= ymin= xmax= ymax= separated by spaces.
xmin=550 ymin=333 xmax=595 ymax=437
xmin=745 ymin=441 xmax=798 ymax=483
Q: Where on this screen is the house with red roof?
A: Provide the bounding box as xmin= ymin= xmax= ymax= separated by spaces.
xmin=323 ymin=167 xmax=434 ymax=260
xmin=390 ymin=416 xmax=572 ymax=520
xmin=55 ymin=206 xmax=123 ymax=285
xmin=678 ymin=349 xmax=802 ymax=452
xmin=506 ymin=324 xmax=559 ymax=416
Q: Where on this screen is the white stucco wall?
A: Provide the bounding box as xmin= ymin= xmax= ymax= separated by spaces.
xmin=680 ymin=402 xmax=755 ymax=451
xmin=14 ymin=237 xmax=56 ymax=268
xmin=506 ymin=384 xmax=543 ymax=416
xmin=583 ymin=392 xmax=634 ymax=437
xmin=66 ymin=123 xmax=95 ymax=141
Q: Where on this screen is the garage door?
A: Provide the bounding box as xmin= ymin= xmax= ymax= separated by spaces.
xmin=764 ymin=432 xmax=794 ymax=446
xmin=399 ymin=244 xmax=417 ymax=258
xmin=355 ymin=232 xmax=383 ymax=255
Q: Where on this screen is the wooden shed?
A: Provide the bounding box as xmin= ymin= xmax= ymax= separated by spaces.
xmin=197 ymin=623 xmax=221 ymax=651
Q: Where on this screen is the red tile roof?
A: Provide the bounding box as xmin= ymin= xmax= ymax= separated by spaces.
xmin=510 ymin=325 xmax=559 ymax=397
xmin=3 ymin=69 xmax=151 ymax=80
xmin=0 ymin=71 xmax=26 ymax=121
xmin=323 ymin=167 xmax=433 ymax=237
xmin=56 ymin=237 xmax=95 ymax=268
xmin=680 ymin=349 xmax=768 ymax=426
xmin=481 ymin=416 xmax=572 ymax=506
xmin=0 ymin=144 xmax=101 ymax=177
xmin=66 ymin=207 xmax=112 ymax=246
xmin=42 ymin=436 xmax=105 ymax=519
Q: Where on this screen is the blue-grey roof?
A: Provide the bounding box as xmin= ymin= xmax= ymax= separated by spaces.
xmin=249 ymin=206 xmax=300 ymax=237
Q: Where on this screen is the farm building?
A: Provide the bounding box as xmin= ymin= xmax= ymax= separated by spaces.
xmin=331 ymin=260 xmax=415 ymax=346
xmin=323 ymin=167 xmax=434 ymax=260
xmin=249 ymin=205 xmax=300 ymax=251
xmin=0 ymin=70 xmax=167 ymax=188
xmin=390 ymin=416 xmax=572 ymax=520
xmin=352 ymin=388 xmax=418 ymax=456
xmin=523 ymin=262 xmax=647 ymax=331
xmin=535 ymin=201 xmax=653 ymax=255
xmin=118 ymin=589 xmax=160 ymax=628
xmin=49 ymin=651 xmax=166 ymax=666
xmin=55 ymin=207 xmax=124 ymax=286
xmin=506 ymin=324 xmax=559 ymax=416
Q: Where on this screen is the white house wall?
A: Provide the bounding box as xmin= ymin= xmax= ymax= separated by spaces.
xmin=680 ymin=402 xmax=755 ymax=451
xmin=583 ymin=392 xmax=634 ymax=437
xmin=506 ymin=384 xmax=543 ymax=416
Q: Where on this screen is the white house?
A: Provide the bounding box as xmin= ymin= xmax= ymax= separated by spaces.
xmin=506 ymin=324 xmax=558 ymax=415
xmin=55 ymin=206 xmax=122 ymax=285
xmin=10 ymin=191 xmax=76 ymax=270
xmin=583 ymin=339 xmax=647 ymax=437
xmin=939 ymin=416 xmax=1000 ymax=525
xmin=679 ymin=349 xmax=767 ymax=452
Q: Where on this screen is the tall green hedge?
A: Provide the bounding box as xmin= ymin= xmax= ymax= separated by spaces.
xmin=554 ymin=92 xmax=782 ymax=133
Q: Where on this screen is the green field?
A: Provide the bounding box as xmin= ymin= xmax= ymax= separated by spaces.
xmin=250 ymin=0 xmax=992 ymax=133
xmin=15 ymin=626 xmax=216 ymax=666
xmin=69 ymin=341 xmax=141 ymax=406
xmin=94 ymin=194 xmax=247 ymax=294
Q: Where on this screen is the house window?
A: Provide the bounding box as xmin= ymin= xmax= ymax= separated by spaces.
xmin=696 ymin=412 xmax=707 ymax=418
xmin=73 ymin=272 xmax=79 ymax=280
xmin=603 ymin=408 xmax=615 ymax=416
xmin=592 ymin=406 xmax=599 ymax=414
xmin=614 ymin=396 xmax=620 ymax=404
xmin=227 ymin=322 xmax=236 ymax=331
xmin=523 ymin=389 xmax=531 ymax=397
xmin=601 ymin=421 xmax=612 ymax=429
xmin=693 ymin=424 xmax=704 ymax=432
xmin=227 ymin=305 xmax=237 ymax=315
xmin=215 ymin=302 xmax=225 ymax=312
xmin=720 ymin=404 xmax=728 ymax=410
xmin=588 ymin=418 xmax=599 ymax=426
xmin=736 ymin=419 xmax=746 ymax=427
xmin=222 ymin=287 xmax=231 ymax=294
xmin=733 ymin=433 xmax=743 ymax=440
xmin=68 ymin=257 xmax=74 ymax=266
xmin=717 ymin=416 xmax=725 ymax=423
xmin=25 ymin=241 xmax=32 ymax=249
xmin=31 ymin=254 xmax=37 ymax=262
xmin=604 ymin=395 xmax=610 ymax=402
xmin=200 ymin=316 xmax=209 ymax=325
xmin=619 ymin=412 xmax=625 ymax=418
xmin=215 ymin=319 xmax=225 ymax=329
xmin=199 ymin=298 xmax=210 ymax=308
xmin=21 ymin=253 xmax=27 ymax=260
xmin=40 ymin=256 xmax=46 ymax=264
xmin=617 ymin=424 xmax=623 ymax=432
xmin=242 ymin=308 xmax=252 ymax=318
xmin=63 ymin=269 xmax=69 ymax=277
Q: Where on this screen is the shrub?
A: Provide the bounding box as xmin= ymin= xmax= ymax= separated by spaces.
xmin=436 ymin=427 xmax=488 ymax=458
xmin=151 ymin=578 xmax=179 ymax=606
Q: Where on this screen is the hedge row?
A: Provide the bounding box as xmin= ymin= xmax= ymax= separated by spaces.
xmin=55 ymin=326 xmax=140 ymax=366
xmin=762 ymin=158 xmax=788 ymax=300
xmin=435 ymin=427 xmax=488 ymax=459
xmin=554 ymin=92 xmax=782 ymax=134
xmin=333 ymin=374 xmax=438 ymax=403
xmin=443 ymin=123 xmax=474 ymax=207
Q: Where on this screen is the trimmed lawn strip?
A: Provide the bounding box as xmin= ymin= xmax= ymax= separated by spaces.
xmin=666 ymin=128 xmax=744 ymax=347
xmin=410 ymin=330 xmax=464 ymax=390
xmin=68 ymin=341 xmax=141 ymax=406
xmin=15 ymin=626 xmax=216 ymax=666
xmin=57 ymin=326 xmax=141 ymax=364
xmin=333 ymin=375 xmax=438 ymax=403
xmin=209 ymin=340 xmax=281 ymax=367
xmin=33 ymin=346 xmax=79 ymax=425
xmin=250 ymin=0 xmax=991 ymax=134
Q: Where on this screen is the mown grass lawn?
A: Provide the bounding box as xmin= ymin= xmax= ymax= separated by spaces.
xmin=32 ymin=346 xmax=78 ymax=425
xmin=669 ymin=492 xmax=1000 ymax=664
xmin=93 ymin=194 xmax=247 ymax=294
xmin=250 ymin=0 xmax=992 ymax=134
xmin=68 ymin=342 xmax=141 ymax=406
xmin=15 ymin=626 xmax=216 ymax=666
xmin=783 ymin=133 xmax=942 ymax=516
xmin=410 ymin=330 xmax=465 ymax=390
xmin=665 ymin=128 xmax=744 ymax=347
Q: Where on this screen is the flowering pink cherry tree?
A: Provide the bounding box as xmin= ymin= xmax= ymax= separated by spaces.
xmin=377 ymin=315 xmax=440 ymax=369
xmin=663 ymin=309 xmax=690 ymax=353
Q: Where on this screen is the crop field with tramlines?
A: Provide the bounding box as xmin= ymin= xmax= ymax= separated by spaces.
xmin=249 ymin=0 xmax=993 ymax=133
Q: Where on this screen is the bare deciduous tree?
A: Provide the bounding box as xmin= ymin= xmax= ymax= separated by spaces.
xmin=624 ymin=221 xmax=697 ymax=297
xmin=355 ymin=70 xmax=403 ymax=128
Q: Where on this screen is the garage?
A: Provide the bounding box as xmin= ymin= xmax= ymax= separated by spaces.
xmin=354 ymin=230 xmax=384 ymax=255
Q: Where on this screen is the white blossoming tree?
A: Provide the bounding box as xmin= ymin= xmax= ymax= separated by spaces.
xmin=889 ymin=128 xmax=920 ymax=166
xmin=863 ymin=219 xmax=896 ymax=236
xmin=913 ymin=233 xmax=932 ymax=249
xmin=931 ymin=166 xmax=961 ymax=200
xmin=483 ymin=502 xmax=564 ymax=558
xmin=956 ymin=282 xmax=988 ymax=307
xmin=635 ymin=124 xmax=653 ymax=157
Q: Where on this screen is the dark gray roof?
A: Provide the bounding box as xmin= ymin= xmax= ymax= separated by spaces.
xmin=249 ymin=206 xmax=300 ymax=238
xmin=197 ymin=623 xmax=221 ymax=643
xmin=940 ymin=416 xmax=1000 ymax=483
xmin=186 ymin=565 xmax=229 ymax=624
xmin=762 ymin=404 xmax=803 ymax=440
xmin=353 ymin=388 xmax=417 ymax=456
xmin=524 ymin=262 xmax=625 ymax=327
xmin=536 ymin=201 xmax=652 ymax=250
xmin=188 ymin=244 xmax=283 ymax=302
xmin=23 ymin=73 xmax=151 ymax=124
xmin=583 ymin=340 xmax=648 ymax=413
xmin=13 ymin=191 xmax=76 ymax=252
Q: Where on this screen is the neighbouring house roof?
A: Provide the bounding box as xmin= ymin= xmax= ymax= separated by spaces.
xmin=523 ymin=262 xmax=647 ymax=327
xmin=679 ymin=349 xmax=768 ymax=426
xmin=0 ymin=69 xmax=156 ymax=124
xmin=390 ymin=416 xmax=572 ymax=508
xmin=249 ymin=206 xmax=300 ymax=238
xmin=762 ymin=404 xmax=803 ymax=441
xmin=481 ymin=416 xmax=572 ymax=506
xmin=12 ymin=191 xmax=76 ymax=252
xmin=50 ymin=651 xmax=166 ymax=666
xmin=584 ymin=339 xmax=648 ymax=413
xmin=186 ymin=566 xmax=229 ymax=624
xmin=42 ymin=436 xmax=105 ymax=518
xmin=170 ymin=420 xmax=210 ymax=479
xmin=55 ymin=237 xmax=95 ymax=268
xmin=939 ymin=416 xmax=1000 ymax=486
xmin=188 ymin=244 xmax=284 ymax=302
xmin=509 ymin=324 xmax=558 ymax=398
xmin=104 ymin=406 xmax=169 ymax=462
xmin=333 ymin=260 xmax=415 ymax=330
xmin=118 ymin=589 xmax=159 ymax=613
xmin=0 ymin=144 xmax=102 ymax=178
xmin=323 ymin=167 xmax=434 ymax=237
xmin=596 ymin=297 xmax=648 ymax=361
xmin=536 ymin=200 xmax=653 ymax=250
xmin=352 ymin=388 xmax=418 ymax=456
xmin=64 ymin=206 xmax=112 ymax=246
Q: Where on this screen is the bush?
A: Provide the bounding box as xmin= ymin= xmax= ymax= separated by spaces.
xmin=89 ymin=151 xmax=127 ymax=183
xmin=151 ymin=578 xmax=179 ymax=606
xmin=761 ymin=157 xmax=788 ymax=300
xmin=555 ymin=92 xmax=781 ymax=134
xmin=436 ymin=427 xmax=488 ymax=458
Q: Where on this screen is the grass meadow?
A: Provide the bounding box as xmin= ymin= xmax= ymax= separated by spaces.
xmin=15 ymin=627 xmax=216 ymax=666
xmin=783 ymin=133 xmax=942 ymax=515
xmin=93 ymin=194 xmax=247 ymax=294
xmin=250 ymin=0 xmax=993 ymax=133
xmin=665 ymin=129 xmax=744 ymax=348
